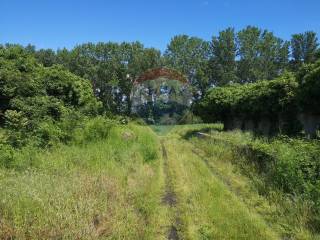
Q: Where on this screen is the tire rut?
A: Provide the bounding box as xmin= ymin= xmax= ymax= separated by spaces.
xmin=160 ymin=140 xmax=180 ymax=240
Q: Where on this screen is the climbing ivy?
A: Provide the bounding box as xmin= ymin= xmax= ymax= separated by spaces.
xmin=195 ymin=73 xmax=299 ymax=123
xmin=297 ymin=60 xmax=320 ymax=114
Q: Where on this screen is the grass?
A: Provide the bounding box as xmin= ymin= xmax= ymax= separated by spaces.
xmin=161 ymin=132 xmax=278 ymax=239
xmin=2 ymin=122 xmax=319 ymax=239
xmin=149 ymin=125 xmax=177 ymax=136
xmin=180 ymin=125 xmax=320 ymax=240
xmin=0 ymin=123 xmax=167 ymax=239
xmin=149 ymin=123 xmax=223 ymax=136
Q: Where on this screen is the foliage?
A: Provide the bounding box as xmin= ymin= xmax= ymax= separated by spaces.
xmin=195 ymin=73 xmax=299 ymax=124
xmin=236 ymin=26 xmax=290 ymax=83
xmin=0 ymin=45 xmax=102 ymax=147
xmin=72 ymin=116 xmax=115 ymax=144
xmin=164 ymin=35 xmax=211 ymax=98
xmin=291 ymin=31 xmax=319 ymax=69
xmin=182 ymin=125 xmax=320 ymax=239
xmin=297 ymin=60 xmax=320 ymax=114
xmin=54 ymin=42 xmax=162 ymax=114
xmin=216 ymin=131 xmax=320 ymax=231
xmin=210 ymin=27 xmax=238 ymax=86
xmin=0 ymin=140 xmax=14 ymax=168
xmin=131 ymin=78 xmax=193 ymax=125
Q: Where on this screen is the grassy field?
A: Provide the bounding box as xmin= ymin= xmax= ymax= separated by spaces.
xmin=179 ymin=125 xmax=320 ymax=240
xmin=0 ymin=124 xmax=167 ymax=239
xmin=160 ymin=133 xmax=278 ymax=239
xmin=1 ymin=123 xmax=319 ymax=239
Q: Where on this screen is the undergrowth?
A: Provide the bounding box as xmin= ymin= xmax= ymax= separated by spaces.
xmin=0 ymin=121 xmax=162 ymax=239
xmin=181 ymin=126 xmax=320 ymax=240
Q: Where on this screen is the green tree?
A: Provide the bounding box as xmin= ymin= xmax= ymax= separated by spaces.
xmin=291 ymin=31 xmax=318 ymax=69
xmin=210 ymin=27 xmax=238 ymax=86
xmin=316 ymin=48 xmax=320 ymax=61
xmin=164 ymin=35 xmax=211 ymax=99
xmin=35 ymin=49 xmax=57 ymax=67
xmin=237 ymin=26 xmax=289 ymax=83
xmin=258 ymin=30 xmax=289 ymax=80
xmin=55 ymin=42 xmax=161 ymax=114
xmin=0 ymin=45 xmax=101 ymax=147
xmin=237 ymin=26 xmax=261 ymax=83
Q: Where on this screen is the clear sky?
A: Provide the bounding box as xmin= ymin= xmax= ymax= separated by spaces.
xmin=1 ymin=0 xmax=319 ymax=52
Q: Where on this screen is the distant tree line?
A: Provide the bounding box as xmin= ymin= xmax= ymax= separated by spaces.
xmin=4 ymin=26 xmax=316 ymax=115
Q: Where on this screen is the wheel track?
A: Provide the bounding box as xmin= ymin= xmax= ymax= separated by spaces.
xmin=160 ymin=139 xmax=180 ymax=240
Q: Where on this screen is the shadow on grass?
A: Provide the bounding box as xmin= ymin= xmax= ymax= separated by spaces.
xmin=149 ymin=125 xmax=177 ymax=136
xmin=182 ymin=127 xmax=223 ymax=140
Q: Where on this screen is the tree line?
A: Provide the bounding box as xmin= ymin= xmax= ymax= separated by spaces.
xmin=6 ymin=26 xmax=318 ymax=115
xmin=0 ymin=26 xmax=319 ymax=146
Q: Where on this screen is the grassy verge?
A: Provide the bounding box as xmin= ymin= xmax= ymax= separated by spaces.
xmin=0 ymin=123 xmax=166 ymax=239
xmin=161 ymin=131 xmax=278 ymax=240
xmin=181 ymin=125 xmax=320 ymax=240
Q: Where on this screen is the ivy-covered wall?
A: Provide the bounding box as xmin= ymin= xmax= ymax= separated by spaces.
xmin=195 ymin=61 xmax=320 ymax=137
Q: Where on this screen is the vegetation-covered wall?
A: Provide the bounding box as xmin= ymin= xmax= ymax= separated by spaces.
xmin=195 ymin=61 xmax=320 ymax=137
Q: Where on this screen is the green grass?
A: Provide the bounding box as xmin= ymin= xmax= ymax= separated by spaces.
xmin=2 ymin=122 xmax=318 ymax=239
xmin=149 ymin=123 xmax=223 ymax=136
xmin=0 ymin=124 xmax=167 ymax=239
xmin=179 ymin=125 xmax=320 ymax=240
xmin=149 ymin=125 xmax=176 ymax=136
xmin=161 ymin=132 xmax=278 ymax=239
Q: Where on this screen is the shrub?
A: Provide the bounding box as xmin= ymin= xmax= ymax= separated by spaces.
xmin=35 ymin=121 xmax=64 ymax=147
xmin=297 ymin=60 xmax=320 ymax=114
xmin=0 ymin=45 xmax=103 ymax=148
xmin=0 ymin=141 xmax=14 ymax=168
xmin=195 ymin=73 xmax=299 ymax=123
xmin=73 ymin=117 xmax=115 ymax=144
xmin=194 ymin=73 xmax=302 ymax=135
xmin=179 ymin=110 xmax=203 ymax=124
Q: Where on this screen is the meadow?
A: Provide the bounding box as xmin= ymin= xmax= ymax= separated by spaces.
xmin=0 ymin=122 xmax=166 ymax=239
xmin=1 ymin=122 xmax=320 ymax=239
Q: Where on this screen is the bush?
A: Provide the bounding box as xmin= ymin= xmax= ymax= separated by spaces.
xmin=195 ymin=73 xmax=299 ymax=124
xmin=297 ymin=60 xmax=320 ymax=114
xmin=0 ymin=142 xmax=14 ymax=168
xmin=195 ymin=63 xmax=320 ymax=136
xmin=179 ymin=110 xmax=203 ymax=124
xmin=35 ymin=121 xmax=64 ymax=147
xmin=213 ymin=131 xmax=320 ymax=228
xmin=0 ymin=45 xmax=103 ymax=148
xmin=73 ymin=116 xmax=115 ymax=144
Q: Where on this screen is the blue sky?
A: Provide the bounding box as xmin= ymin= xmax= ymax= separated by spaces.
xmin=1 ymin=0 xmax=319 ymax=52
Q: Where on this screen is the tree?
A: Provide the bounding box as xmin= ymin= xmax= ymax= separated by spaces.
xmin=237 ymin=26 xmax=261 ymax=83
xmin=210 ymin=27 xmax=238 ymax=86
xmin=0 ymin=45 xmax=101 ymax=146
xmin=258 ymin=30 xmax=289 ymax=80
xmin=164 ymin=35 xmax=211 ymax=99
xmin=291 ymin=31 xmax=318 ymax=69
xmin=316 ymin=49 xmax=320 ymax=61
xmin=35 ymin=49 xmax=57 ymax=67
xmin=54 ymin=42 xmax=161 ymax=114
xmin=237 ymin=26 xmax=289 ymax=83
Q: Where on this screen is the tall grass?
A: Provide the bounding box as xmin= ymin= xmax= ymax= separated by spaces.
xmin=0 ymin=121 xmax=164 ymax=239
xmin=161 ymin=132 xmax=278 ymax=239
xmin=183 ymin=126 xmax=320 ymax=239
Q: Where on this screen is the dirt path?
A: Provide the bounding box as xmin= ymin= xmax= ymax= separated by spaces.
xmin=160 ymin=140 xmax=180 ymax=240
